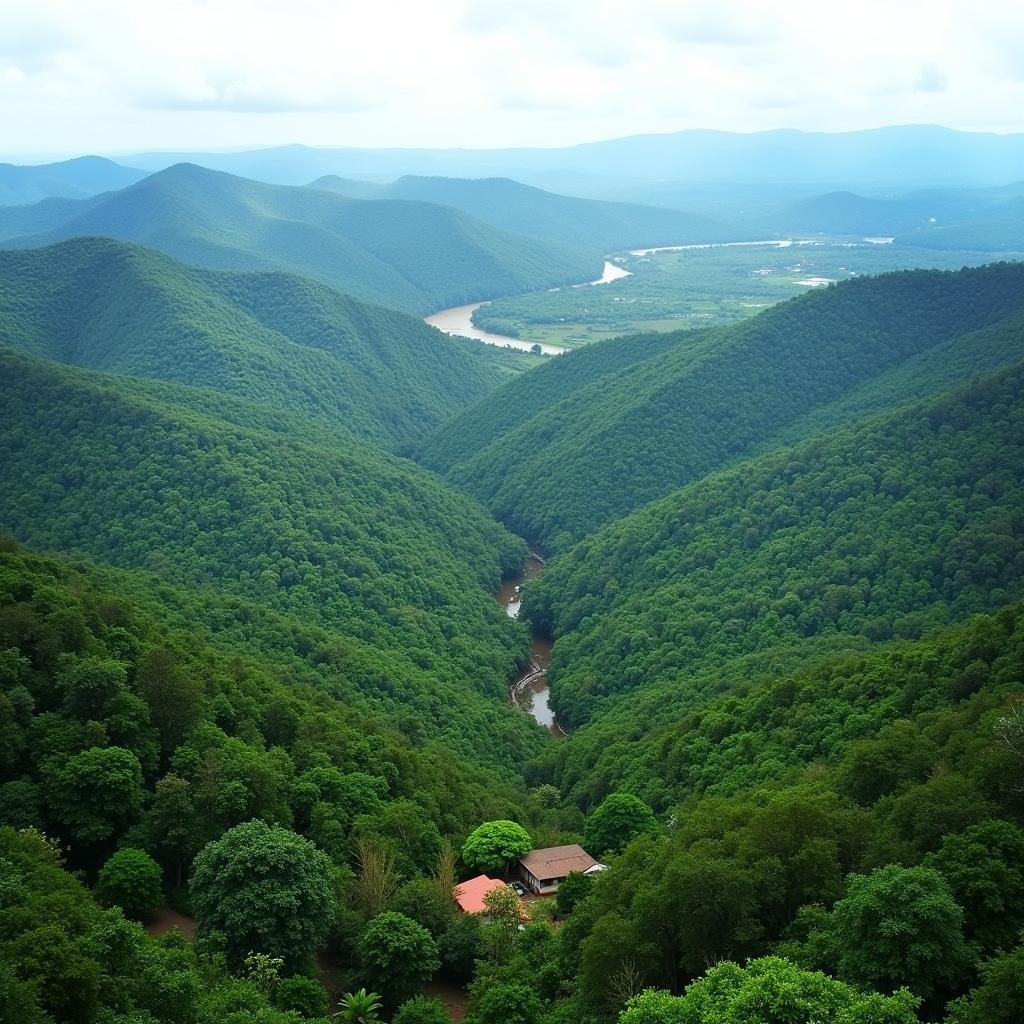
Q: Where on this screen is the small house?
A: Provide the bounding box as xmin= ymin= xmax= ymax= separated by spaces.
xmin=453 ymin=874 xmax=509 ymax=915
xmin=518 ymin=844 xmax=606 ymax=894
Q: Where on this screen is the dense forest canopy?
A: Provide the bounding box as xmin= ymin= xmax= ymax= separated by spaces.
xmin=1 ymin=134 xmax=1023 ymax=1024
xmin=419 ymin=263 xmax=1024 ymax=551
xmin=0 ymin=237 xmax=507 ymax=447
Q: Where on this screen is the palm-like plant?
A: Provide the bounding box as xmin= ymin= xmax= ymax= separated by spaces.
xmin=336 ymin=988 xmax=383 ymax=1024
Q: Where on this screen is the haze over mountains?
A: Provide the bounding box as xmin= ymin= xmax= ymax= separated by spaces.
xmin=118 ymin=125 xmax=1024 ymax=189
xmin=0 ymin=163 xmax=601 ymax=313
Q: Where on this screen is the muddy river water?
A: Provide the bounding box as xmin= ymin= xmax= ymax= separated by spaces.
xmin=495 ymin=556 xmax=564 ymax=737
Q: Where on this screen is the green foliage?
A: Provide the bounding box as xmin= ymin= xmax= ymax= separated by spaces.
xmin=461 ymin=821 xmax=533 ymax=875
xmin=357 ymin=912 xmax=440 ymax=1008
xmin=469 ymin=982 xmax=543 ymax=1024
xmin=584 ymin=793 xmax=656 ymax=856
xmin=189 ymin=820 xmax=335 ymax=969
xmin=946 ymin=942 xmax=1024 ymax=1024
xmin=337 ymin=988 xmax=383 ymax=1024
xmin=392 ymin=995 xmax=452 ymax=1024
xmin=420 ymin=263 xmax=1024 ymax=551
xmin=1 ymin=164 xmax=600 ymax=314
xmin=0 ymin=237 xmax=508 ymax=447
xmin=555 ymin=871 xmax=594 ymax=916
xmin=275 ymin=974 xmax=329 ymax=1018
xmin=925 ymin=820 xmax=1024 ymax=955
xmin=619 ymin=956 xmax=920 ymax=1024
xmin=0 ymin=347 xmax=542 ymax=766
xmin=392 ymin=876 xmax=458 ymax=938
xmin=525 ymin=361 xmax=1024 ymax=730
xmin=95 ymin=848 xmax=163 ymax=919
xmin=827 ymin=864 xmax=970 ymax=998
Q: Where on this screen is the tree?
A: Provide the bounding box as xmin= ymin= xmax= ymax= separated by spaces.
xmin=925 ymin=820 xmax=1024 ymax=954
xmin=556 ymin=870 xmax=594 ymax=916
xmin=947 ymin=942 xmax=1024 ymax=1024
xmin=189 ymin=820 xmax=334 ymax=968
xmin=393 ymin=876 xmax=457 ymax=938
xmin=584 ymin=793 xmax=656 ymax=856
xmin=830 ymin=864 xmax=970 ymax=998
xmin=440 ymin=913 xmax=482 ymax=983
xmin=338 ymin=988 xmax=382 ymax=1023
xmin=461 ymin=821 xmax=532 ymax=875
xmin=352 ymin=837 xmax=400 ymax=918
xmin=392 ymin=995 xmax=451 ymax=1024
xmin=472 ymin=982 xmax=543 ymax=1024
xmin=358 ymin=912 xmax=439 ymax=1009
xmin=276 ymin=974 xmax=328 ymax=1018
xmin=45 ymin=745 xmax=145 ymax=844
xmin=95 ymin=848 xmax=163 ymax=919
xmin=143 ymin=773 xmax=197 ymax=885
xmin=135 ymin=647 xmax=203 ymax=754
xmin=619 ymin=957 xmax=920 ymax=1024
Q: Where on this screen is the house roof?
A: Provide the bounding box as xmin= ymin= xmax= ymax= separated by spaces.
xmin=519 ymin=844 xmax=598 ymax=880
xmin=453 ymin=874 xmax=507 ymax=914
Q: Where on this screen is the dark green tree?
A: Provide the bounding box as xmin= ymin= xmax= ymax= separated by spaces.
xmin=95 ymin=847 xmax=163 ymax=919
xmin=190 ymin=820 xmax=334 ymax=968
xmin=584 ymin=793 xmax=656 ymax=856
xmin=358 ymin=911 xmax=440 ymax=1009
xmin=392 ymin=995 xmax=452 ymax=1024
xmin=830 ymin=864 xmax=970 ymax=998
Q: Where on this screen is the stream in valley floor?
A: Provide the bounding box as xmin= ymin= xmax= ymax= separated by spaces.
xmin=495 ymin=555 xmax=564 ymax=737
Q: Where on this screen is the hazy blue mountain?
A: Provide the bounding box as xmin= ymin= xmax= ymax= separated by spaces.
xmin=310 ymin=174 xmax=743 ymax=249
xmin=0 ymin=155 xmax=145 ymax=205
xmin=0 ymin=163 xmax=601 ymax=313
xmin=898 ymin=196 xmax=1024 ymax=251
xmin=119 ymin=125 xmax=1024 ymax=189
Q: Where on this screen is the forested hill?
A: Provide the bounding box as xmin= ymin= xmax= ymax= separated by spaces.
xmin=0 ymin=237 xmax=506 ymax=446
xmin=310 ymin=174 xmax=742 ymax=250
xmin=0 ymin=154 xmax=145 ymax=205
xmin=0 ymin=163 xmax=601 ymax=313
xmin=417 ymin=262 xmax=1024 ymax=550
xmin=0 ymin=347 xmax=548 ymax=764
xmin=898 ymin=196 xmax=1024 ymax=252
xmin=522 ymin=360 xmax=1024 ymax=730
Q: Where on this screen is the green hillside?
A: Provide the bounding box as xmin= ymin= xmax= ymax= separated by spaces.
xmin=0 ymin=155 xmax=145 ymax=205
xmin=0 ymin=347 xmax=549 ymax=765
xmin=418 ymin=263 xmax=1024 ymax=550
xmin=311 ymin=173 xmax=742 ymax=250
xmin=0 ymin=237 xmax=506 ymax=446
xmin=0 ymin=163 xmax=601 ymax=313
xmin=522 ymin=362 xmax=1024 ymax=729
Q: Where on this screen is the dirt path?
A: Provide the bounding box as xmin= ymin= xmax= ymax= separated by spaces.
xmin=145 ymin=906 xmax=196 ymax=941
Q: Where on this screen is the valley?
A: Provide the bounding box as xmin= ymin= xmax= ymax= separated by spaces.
xmin=2 ymin=121 xmax=1024 ymax=1024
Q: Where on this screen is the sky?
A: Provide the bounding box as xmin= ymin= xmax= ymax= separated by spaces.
xmin=2 ymin=0 xmax=1023 ymax=160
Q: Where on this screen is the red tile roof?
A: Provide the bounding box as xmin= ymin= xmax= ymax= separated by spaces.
xmin=453 ymin=874 xmax=507 ymax=914
xmin=519 ymin=844 xmax=598 ymax=880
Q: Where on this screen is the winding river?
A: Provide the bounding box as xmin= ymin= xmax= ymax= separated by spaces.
xmin=495 ymin=556 xmax=564 ymax=737
xmin=425 ymin=260 xmax=631 ymax=354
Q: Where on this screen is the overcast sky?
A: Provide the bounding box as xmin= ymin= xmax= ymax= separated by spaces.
xmin=2 ymin=0 xmax=1023 ymax=160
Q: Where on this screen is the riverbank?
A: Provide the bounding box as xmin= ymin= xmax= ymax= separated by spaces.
xmin=496 ymin=554 xmax=565 ymax=738
xmin=425 ymin=259 xmax=632 ymax=354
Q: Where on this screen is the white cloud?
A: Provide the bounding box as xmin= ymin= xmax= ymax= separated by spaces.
xmin=0 ymin=0 xmax=1021 ymax=158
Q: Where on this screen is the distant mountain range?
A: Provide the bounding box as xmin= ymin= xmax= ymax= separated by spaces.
xmin=0 ymin=163 xmax=600 ymax=313
xmin=0 ymin=155 xmax=145 ymax=205
xmin=116 ymin=126 xmax=1024 ymax=189
xmin=309 ymin=174 xmax=742 ymax=250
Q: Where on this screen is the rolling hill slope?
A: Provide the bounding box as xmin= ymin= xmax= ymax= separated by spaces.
xmin=310 ymin=174 xmax=742 ymax=250
xmin=0 ymin=155 xmax=145 ymax=205
xmin=0 ymin=164 xmax=601 ymax=313
xmin=0 ymin=237 xmax=507 ymax=446
xmin=522 ymin=360 xmax=1024 ymax=730
xmin=417 ymin=263 xmax=1024 ymax=549
xmin=0 ymin=347 xmax=544 ymax=764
